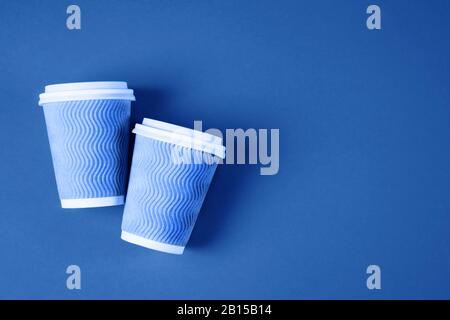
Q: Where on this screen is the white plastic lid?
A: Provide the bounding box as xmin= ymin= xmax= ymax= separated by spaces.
xmin=133 ymin=118 xmax=225 ymax=159
xmin=142 ymin=118 xmax=223 ymax=145
xmin=39 ymin=81 xmax=135 ymax=105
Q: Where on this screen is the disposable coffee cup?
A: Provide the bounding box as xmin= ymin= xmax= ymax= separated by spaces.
xmin=121 ymin=118 xmax=225 ymax=254
xmin=39 ymin=81 xmax=135 ymax=208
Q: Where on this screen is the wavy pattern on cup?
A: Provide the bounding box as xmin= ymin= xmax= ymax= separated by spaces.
xmin=122 ymin=137 xmax=217 ymax=247
xmin=43 ymin=99 xmax=130 ymax=200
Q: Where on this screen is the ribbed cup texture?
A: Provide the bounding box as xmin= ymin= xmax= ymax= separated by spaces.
xmin=122 ymin=136 xmax=218 ymax=247
xmin=43 ymin=99 xmax=131 ymax=200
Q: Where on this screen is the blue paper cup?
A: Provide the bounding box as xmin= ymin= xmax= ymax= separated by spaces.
xmin=121 ymin=118 xmax=225 ymax=254
xmin=39 ymin=82 xmax=135 ymax=208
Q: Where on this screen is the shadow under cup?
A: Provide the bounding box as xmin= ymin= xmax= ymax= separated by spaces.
xmin=121 ymin=118 xmax=225 ymax=254
xmin=39 ymin=82 xmax=135 ymax=208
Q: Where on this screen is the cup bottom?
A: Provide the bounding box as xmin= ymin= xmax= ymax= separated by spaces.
xmin=61 ymin=196 xmax=124 ymax=209
xmin=120 ymin=231 xmax=185 ymax=255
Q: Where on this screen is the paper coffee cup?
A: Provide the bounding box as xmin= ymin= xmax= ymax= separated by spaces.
xmin=39 ymin=81 xmax=135 ymax=208
xmin=121 ymin=118 xmax=225 ymax=254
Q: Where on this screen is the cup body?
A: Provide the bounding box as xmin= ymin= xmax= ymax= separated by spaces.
xmin=39 ymin=82 xmax=135 ymax=208
xmin=121 ymin=119 xmax=225 ymax=254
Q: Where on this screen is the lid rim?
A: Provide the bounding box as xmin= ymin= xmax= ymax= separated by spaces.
xmin=38 ymin=81 xmax=135 ymax=105
xmin=142 ymin=118 xmax=222 ymax=145
xmin=133 ymin=123 xmax=225 ymax=159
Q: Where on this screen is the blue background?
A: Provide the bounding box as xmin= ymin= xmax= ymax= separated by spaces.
xmin=1 ymin=0 xmax=450 ymax=299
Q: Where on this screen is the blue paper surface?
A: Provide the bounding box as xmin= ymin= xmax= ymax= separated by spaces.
xmin=0 ymin=0 xmax=449 ymax=298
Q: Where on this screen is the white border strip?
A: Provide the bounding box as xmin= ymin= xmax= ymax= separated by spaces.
xmin=121 ymin=231 xmax=185 ymax=255
xmin=61 ymin=196 xmax=124 ymax=209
